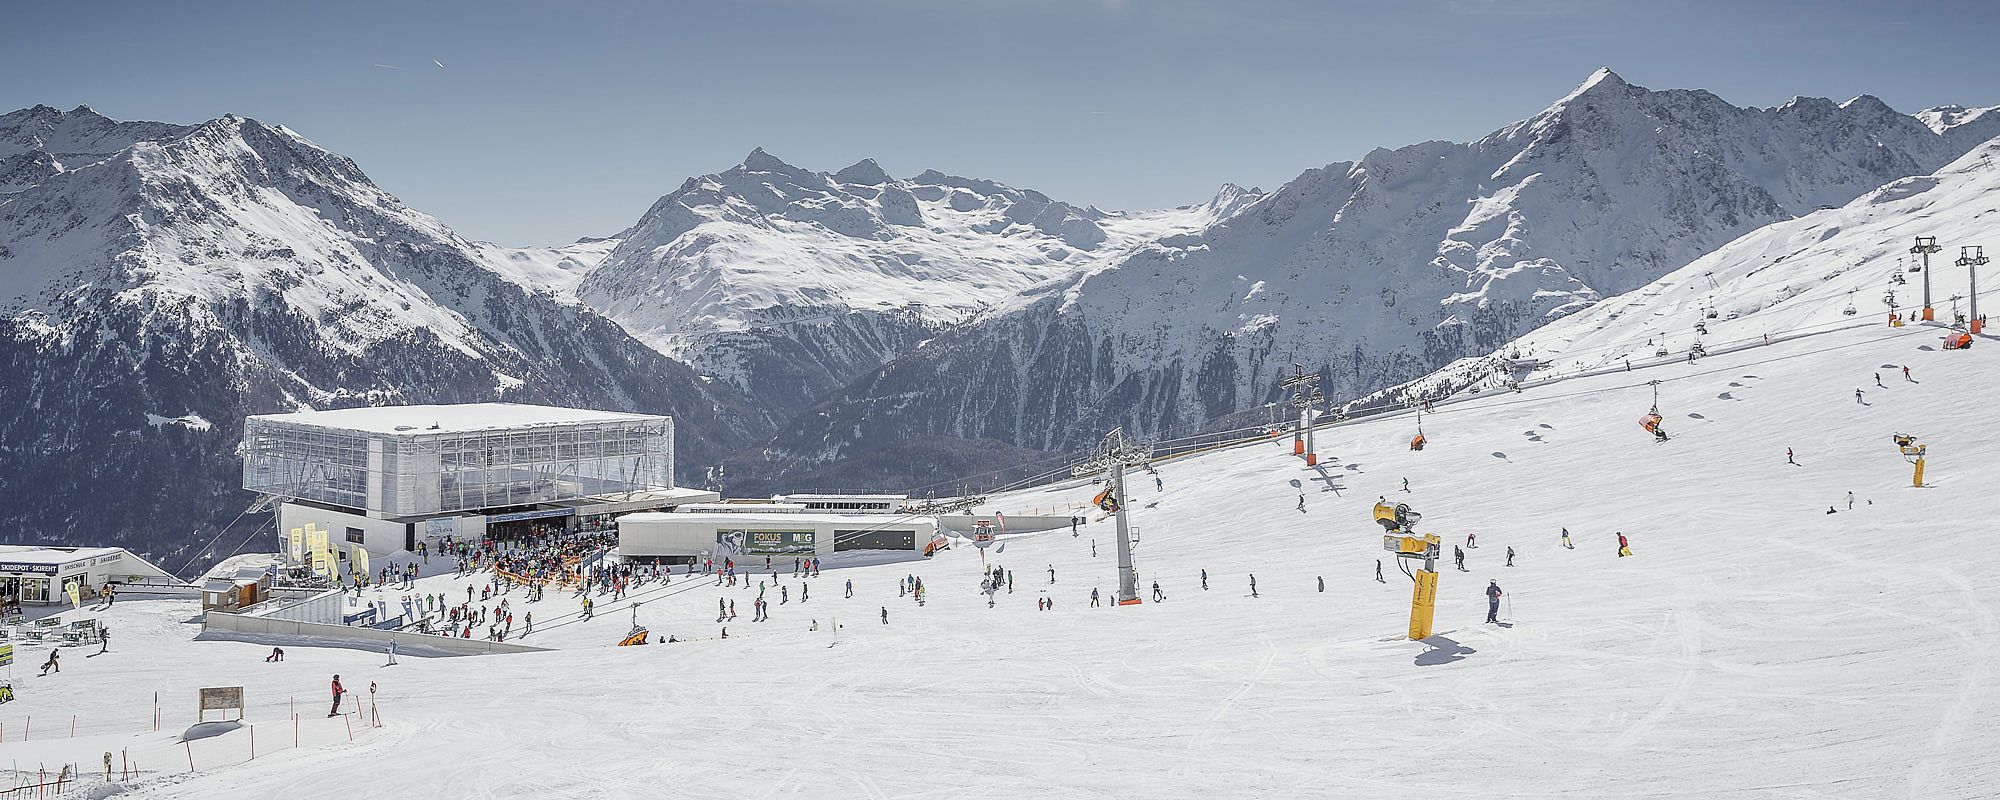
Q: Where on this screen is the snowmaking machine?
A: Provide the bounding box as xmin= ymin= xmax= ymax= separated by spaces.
xmin=1893 ymin=434 xmax=1928 ymax=487
xmin=1376 ymin=500 xmax=1441 ymax=640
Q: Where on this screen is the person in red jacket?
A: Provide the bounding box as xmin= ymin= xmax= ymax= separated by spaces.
xmin=329 ymin=674 xmax=345 ymax=717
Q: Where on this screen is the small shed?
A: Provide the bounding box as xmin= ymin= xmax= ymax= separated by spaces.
xmin=201 ymin=566 xmax=270 ymax=612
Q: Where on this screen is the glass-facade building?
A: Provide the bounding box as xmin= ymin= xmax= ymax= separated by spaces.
xmin=242 ymin=404 xmax=676 ymax=517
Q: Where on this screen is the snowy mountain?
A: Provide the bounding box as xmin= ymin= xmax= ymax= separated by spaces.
xmin=0 ymin=106 xmax=760 ymax=560
xmin=762 ymin=70 xmax=2000 ymax=484
xmin=0 ymin=104 xmax=192 ymax=193
xmin=570 ymin=149 xmax=1257 ymax=414
xmin=1388 ymin=131 xmax=2000 ymax=405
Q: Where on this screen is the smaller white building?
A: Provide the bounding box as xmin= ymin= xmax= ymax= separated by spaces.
xmin=0 ymin=546 xmax=185 ymax=606
xmin=771 ymin=494 xmax=908 ymax=515
xmin=618 ymin=512 xmax=935 ymax=564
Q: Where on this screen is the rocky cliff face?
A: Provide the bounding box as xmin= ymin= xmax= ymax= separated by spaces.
xmin=0 ymin=107 xmax=761 ymax=564
xmin=760 ymin=70 xmax=2000 ymax=485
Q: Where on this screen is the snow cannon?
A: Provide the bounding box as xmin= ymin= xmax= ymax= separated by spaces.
xmin=1893 ymin=434 xmax=1928 ymax=487
xmin=1382 ymin=532 xmax=1442 ymax=640
xmin=1373 ymin=501 xmax=1420 ymax=533
xmin=1640 ymin=413 xmax=1668 ymax=442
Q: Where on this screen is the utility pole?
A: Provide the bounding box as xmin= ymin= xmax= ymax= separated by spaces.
xmin=1280 ymin=364 xmax=1324 ymax=466
xmin=1958 ymin=246 xmax=1987 ymax=334
xmin=1912 ymin=236 xmax=1942 ymax=321
xmin=1075 ymin=428 xmax=1151 ymax=605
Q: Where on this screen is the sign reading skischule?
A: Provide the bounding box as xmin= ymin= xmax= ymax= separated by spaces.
xmin=714 ymin=529 xmax=816 ymax=556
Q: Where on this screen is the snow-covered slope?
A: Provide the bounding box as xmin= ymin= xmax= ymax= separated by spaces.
xmin=1394 ymin=132 xmax=2000 ymax=403
xmin=764 ymin=70 xmax=2000 ymax=484
xmin=0 ymin=107 xmax=759 ymax=560
xmin=572 ymin=149 xmax=1258 ymax=410
xmin=12 ymin=320 xmax=1996 ymax=797
xmin=473 ymin=236 xmax=619 ymax=296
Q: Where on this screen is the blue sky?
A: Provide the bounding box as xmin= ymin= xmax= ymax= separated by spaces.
xmin=7 ymin=0 xmax=1997 ymax=245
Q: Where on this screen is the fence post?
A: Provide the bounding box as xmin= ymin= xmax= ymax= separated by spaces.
xmin=184 ymin=740 xmax=194 ymax=772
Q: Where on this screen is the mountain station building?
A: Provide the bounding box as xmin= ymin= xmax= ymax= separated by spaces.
xmin=242 ymin=403 xmax=718 ymax=570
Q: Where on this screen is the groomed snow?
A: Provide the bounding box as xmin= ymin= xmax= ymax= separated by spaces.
xmin=4 ymin=321 xmax=1995 ymax=797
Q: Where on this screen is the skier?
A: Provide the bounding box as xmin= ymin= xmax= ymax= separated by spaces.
xmin=1317 ymin=576 xmax=1324 ymax=593
xmin=1787 ymin=447 xmax=1796 ymax=465
xmin=844 ymin=579 xmax=853 ymax=599
xmin=880 ymin=606 xmax=888 ymax=625
xmin=1875 ymin=373 xmax=1884 ymax=388
xmin=385 ymin=635 xmax=397 ymax=666
xmin=1249 ymin=574 xmax=1259 ymax=598
xmin=1560 ymin=527 xmax=1573 ymax=549
xmin=524 ymin=612 xmax=532 ymax=636
xmin=1154 ymin=476 xmax=1163 ymax=492
xmin=1091 ymin=540 xmax=1097 ymax=558
xmin=1903 ymin=365 xmax=1913 ymax=381
xmin=328 ymin=674 xmax=345 ymax=716
xmin=1855 ymin=388 xmax=1864 ymax=404
xmin=1375 ymin=559 xmax=1384 ymax=583
xmin=1297 ymin=494 xmax=1306 ymax=513
xmin=1485 ymin=580 xmax=1503 ymax=624
xmin=1402 ymin=477 xmax=1410 ymax=493
xmin=1070 ymin=517 xmax=1078 ymax=536
xmin=801 ymin=584 xmax=809 ymax=603
xmin=1617 ymin=532 xmax=1632 ymax=557
xmin=1467 ymin=532 xmax=1477 ymax=549
xmin=1152 ymin=581 xmax=1164 ymax=602
xmin=1453 ymin=545 xmax=1466 ymax=572
xmin=1847 ymin=491 xmax=1855 ymax=510
xmin=1091 ymin=587 xmax=1101 ymax=607
xmin=95 ymin=624 xmax=109 ymax=655
xmin=728 ymin=599 xmax=736 ymax=620
xmin=1201 ymin=568 xmax=1209 ymax=590
xmin=1505 ymin=546 xmax=1515 ymax=567
xmin=1048 ymin=564 xmax=1056 ymax=584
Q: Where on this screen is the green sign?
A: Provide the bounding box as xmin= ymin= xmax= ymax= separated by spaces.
xmin=716 ymin=529 xmax=816 ymax=556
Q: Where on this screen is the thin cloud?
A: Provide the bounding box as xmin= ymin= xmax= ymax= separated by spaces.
xmin=373 ymin=63 xmax=406 ymax=70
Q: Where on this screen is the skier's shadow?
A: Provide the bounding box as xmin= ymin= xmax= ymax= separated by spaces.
xmin=1415 ymin=634 xmax=1476 ymax=666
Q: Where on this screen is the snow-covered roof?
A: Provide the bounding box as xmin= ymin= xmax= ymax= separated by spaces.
xmin=0 ymin=545 xmax=125 ymax=566
xmin=248 ymin=403 xmax=666 ymax=437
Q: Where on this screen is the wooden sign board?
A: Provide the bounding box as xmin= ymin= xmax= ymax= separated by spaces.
xmin=199 ymin=686 xmax=246 ymax=721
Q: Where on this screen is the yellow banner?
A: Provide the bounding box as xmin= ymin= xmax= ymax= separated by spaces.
xmin=353 ymin=546 xmax=370 ymax=577
xmin=65 ymin=580 xmax=81 ymax=609
xmin=289 ymin=528 xmax=304 ymax=561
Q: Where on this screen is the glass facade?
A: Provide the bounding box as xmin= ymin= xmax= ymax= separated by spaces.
xmin=243 ymin=413 xmax=675 ymax=517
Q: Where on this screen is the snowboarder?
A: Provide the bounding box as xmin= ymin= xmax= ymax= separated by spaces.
xmin=1249 ymin=574 xmax=1259 ymax=597
xmin=329 ymin=674 xmax=345 ymax=716
xmin=1616 ymin=532 xmax=1632 ymax=557
xmin=40 ymin=649 xmax=59 ymax=675
xmin=1505 ymin=546 xmax=1515 ymax=567
xmin=1485 ymin=580 xmax=1503 ymax=623
xmin=1560 ymin=527 xmax=1573 ymax=549
xmin=1152 ymin=581 xmax=1164 ymax=602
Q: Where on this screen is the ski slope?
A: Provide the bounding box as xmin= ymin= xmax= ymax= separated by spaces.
xmin=3 ymin=323 xmax=1996 ymax=798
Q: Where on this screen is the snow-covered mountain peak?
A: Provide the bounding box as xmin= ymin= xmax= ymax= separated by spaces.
xmin=833 ymin=158 xmax=892 ymax=185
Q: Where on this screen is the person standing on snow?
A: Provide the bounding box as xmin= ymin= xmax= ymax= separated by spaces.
xmin=845 ymin=579 xmax=853 ymax=598
xmin=880 ymin=606 xmax=889 ymax=625
xmin=1201 ymin=568 xmax=1208 ymax=591
xmin=1453 ymin=545 xmax=1466 ymax=572
xmin=1903 ymin=365 xmax=1912 ymax=381
xmin=1560 ymin=528 xmax=1573 ymax=549
xmin=1855 ymin=388 xmax=1864 ymax=404
xmin=1249 ymin=574 xmax=1259 ymax=597
xmin=1505 ymin=546 xmax=1516 ymax=567
xmin=1375 ymin=559 xmax=1384 ymax=583
xmin=329 ymin=674 xmax=346 ymax=716
xmin=1091 ymin=587 xmax=1101 ymax=607
xmin=1048 ymin=565 xmax=1056 ymax=584
xmin=1485 ymin=581 xmax=1503 ymax=624
xmin=1617 ymin=532 xmax=1632 ymax=557
xmin=1152 ymin=581 xmax=1164 ymax=602
xmin=1297 ymin=494 xmax=1306 ymax=513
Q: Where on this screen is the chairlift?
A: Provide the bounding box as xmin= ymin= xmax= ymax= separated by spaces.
xmin=1639 ymin=381 xmax=1668 ymax=441
xmin=1843 ymin=289 xmax=1857 ymax=316
xmin=1694 ymin=321 xmax=1709 ymax=335
xmin=1655 ymin=346 xmax=1670 ymax=357
xmin=1703 ymin=305 xmax=1719 ymax=319
xmin=1410 ymin=408 xmax=1427 ymax=451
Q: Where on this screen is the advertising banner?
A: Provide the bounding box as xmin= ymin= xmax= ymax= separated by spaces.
xmin=289 ymin=528 xmax=304 ymax=562
xmin=353 ymin=546 xmax=370 ymax=578
xmin=714 ymin=529 xmax=816 ymax=556
xmin=64 ymin=579 xmax=81 ymax=609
